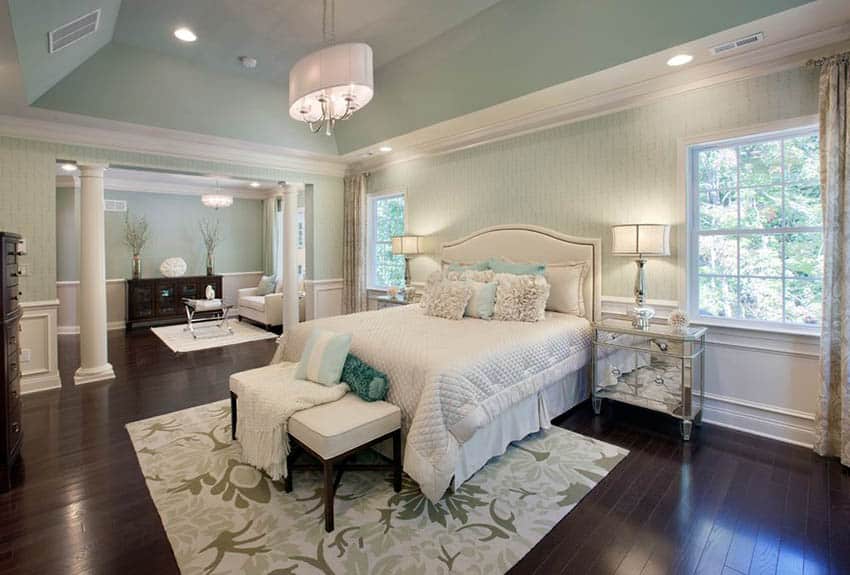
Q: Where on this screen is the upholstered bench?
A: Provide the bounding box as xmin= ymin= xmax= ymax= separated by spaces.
xmin=229 ymin=365 xmax=402 ymax=532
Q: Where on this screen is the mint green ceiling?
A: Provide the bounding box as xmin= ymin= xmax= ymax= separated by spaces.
xmin=333 ymin=0 xmax=814 ymax=153
xmin=112 ymin=0 xmax=505 ymax=83
xmin=8 ymin=0 xmax=121 ymax=103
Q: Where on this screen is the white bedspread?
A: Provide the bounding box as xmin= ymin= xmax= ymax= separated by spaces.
xmin=272 ymin=305 xmax=592 ymax=502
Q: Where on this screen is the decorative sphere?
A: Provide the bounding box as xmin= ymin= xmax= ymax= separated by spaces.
xmin=668 ymin=309 xmax=690 ymax=332
xmin=160 ymin=257 xmax=187 ymax=277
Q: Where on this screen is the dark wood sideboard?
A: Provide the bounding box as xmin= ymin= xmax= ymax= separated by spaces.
xmin=126 ymin=275 xmax=222 ymax=329
xmin=0 ymin=232 xmax=23 ymax=492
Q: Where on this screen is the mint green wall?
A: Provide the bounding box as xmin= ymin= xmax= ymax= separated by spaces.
xmin=334 ymin=0 xmax=812 ymax=153
xmin=367 ymin=66 xmax=819 ymax=301
xmin=55 ymin=189 xmax=264 ymax=280
xmin=8 ymin=0 xmax=121 ymax=103
xmin=0 ymin=136 xmax=343 ymax=303
xmin=35 ymin=42 xmax=339 ymax=156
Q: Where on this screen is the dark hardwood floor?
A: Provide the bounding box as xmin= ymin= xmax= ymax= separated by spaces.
xmin=0 ymin=330 xmax=847 ymax=575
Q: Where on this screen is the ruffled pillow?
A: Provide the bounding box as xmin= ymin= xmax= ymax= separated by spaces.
xmin=445 ymin=269 xmax=495 ymax=282
xmin=423 ymin=280 xmax=473 ymax=320
xmin=493 ymin=274 xmax=550 ymax=322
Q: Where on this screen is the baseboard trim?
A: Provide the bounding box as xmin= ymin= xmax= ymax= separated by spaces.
xmin=702 ymin=392 xmax=814 ymax=448
xmin=58 ymin=321 xmax=126 ymax=335
xmin=21 ymin=373 xmax=62 ymax=395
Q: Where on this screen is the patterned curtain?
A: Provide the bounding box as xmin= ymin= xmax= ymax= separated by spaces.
xmin=814 ymin=53 xmax=850 ymax=466
xmin=342 ymin=174 xmax=368 ymax=314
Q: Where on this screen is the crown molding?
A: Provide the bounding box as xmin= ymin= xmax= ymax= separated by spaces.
xmin=0 ymin=112 xmax=348 ymax=178
xmin=347 ymin=21 xmax=850 ymax=174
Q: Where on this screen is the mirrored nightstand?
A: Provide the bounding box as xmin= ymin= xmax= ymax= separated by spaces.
xmin=592 ymin=319 xmax=707 ymax=440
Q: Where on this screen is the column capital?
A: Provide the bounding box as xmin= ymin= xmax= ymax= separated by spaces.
xmin=78 ymin=163 xmax=109 ymax=177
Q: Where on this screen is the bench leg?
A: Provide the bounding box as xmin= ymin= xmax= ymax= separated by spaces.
xmin=323 ymin=460 xmax=335 ymax=532
xmin=284 ymin=449 xmax=295 ymax=493
xmin=230 ymin=392 xmax=237 ymax=440
xmin=393 ymin=429 xmax=402 ymax=492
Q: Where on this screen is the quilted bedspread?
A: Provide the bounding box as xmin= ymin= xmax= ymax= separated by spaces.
xmin=271 ymin=305 xmax=592 ymax=502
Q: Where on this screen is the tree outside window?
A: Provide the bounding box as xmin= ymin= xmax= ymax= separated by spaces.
xmin=369 ymin=193 xmax=406 ymax=288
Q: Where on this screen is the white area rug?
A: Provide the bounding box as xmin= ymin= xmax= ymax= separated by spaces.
xmin=127 ymin=400 xmax=628 ymax=575
xmin=151 ymin=320 xmax=276 ymax=353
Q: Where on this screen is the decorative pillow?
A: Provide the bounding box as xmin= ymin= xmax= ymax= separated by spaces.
xmin=423 ymin=280 xmax=474 ymax=320
xmin=465 ymin=281 xmax=498 ymax=320
xmin=545 ymin=262 xmax=587 ymax=316
xmin=420 ymin=270 xmax=444 ymax=308
xmin=295 ymin=329 xmax=352 ymax=386
xmin=444 ymin=269 xmax=495 ymax=283
xmin=493 ymin=273 xmax=550 ymax=322
xmin=489 ymin=259 xmax=546 ymax=276
xmin=341 ymin=354 xmax=389 ymax=402
xmin=446 ymin=261 xmax=490 ymax=273
xmin=256 ymin=275 xmax=277 ymax=296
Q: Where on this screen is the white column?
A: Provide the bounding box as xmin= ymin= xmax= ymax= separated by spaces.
xmin=74 ymin=164 xmax=115 ymax=385
xmin=281 ymin=183 xmax=301 ymax=331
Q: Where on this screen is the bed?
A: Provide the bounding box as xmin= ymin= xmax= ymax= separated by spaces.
xmin=272 ymin=224 xmax=601 ymax=502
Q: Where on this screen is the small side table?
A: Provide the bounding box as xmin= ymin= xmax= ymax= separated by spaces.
xmin=183 ymin=298 xmax=234 ymax=339
xmin=591 ymin=319 xmax=707 ymax=440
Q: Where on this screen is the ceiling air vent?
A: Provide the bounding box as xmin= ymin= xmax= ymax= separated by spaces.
xmin=104 ymin=199 xmax=127 ymax=213
xmin=710 ymin=32 xmax=764 ymax=56
xmin=48 ymin=9 xmax=101 ymax=54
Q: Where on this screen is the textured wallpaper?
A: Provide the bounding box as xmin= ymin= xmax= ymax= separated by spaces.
xmin=0 ymin=136 xmax=343 ymax=302
xmin=367 ymin=66 xmax=820 ymax=301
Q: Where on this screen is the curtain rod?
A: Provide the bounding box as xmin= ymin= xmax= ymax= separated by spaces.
xmin=807 ymin=51 xmax=850 ymax=67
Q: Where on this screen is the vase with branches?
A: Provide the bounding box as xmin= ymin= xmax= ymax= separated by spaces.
xmin=124 ymin=214 xmax=150 ymax=279
xmin=199 ymin=218 xmax=223 ymax=276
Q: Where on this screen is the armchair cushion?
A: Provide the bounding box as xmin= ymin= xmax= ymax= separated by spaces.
xmin=238 ymin=295 xmax=266 ymax=312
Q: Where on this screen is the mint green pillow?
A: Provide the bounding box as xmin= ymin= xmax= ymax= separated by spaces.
xmin=256 ymin=275 xmax=277 ymax=296
xmin=341 ymin=354 xmax=389 ymax=402
xmin=447 ymin=261 xmax=490 ymax=272
xmin=489 ymin=259 xmax=546 ymax=275
xmin=465 ymin=281 xmax=497 ymax=320
xmin=295 ymin=329 xmax=352 ymax=386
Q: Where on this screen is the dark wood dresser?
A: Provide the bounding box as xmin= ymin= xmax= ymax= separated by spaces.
xmin=1 ymin=232 xmax=23 ymax=492
xmin=126 ymin=275 xmax=222 ymax=329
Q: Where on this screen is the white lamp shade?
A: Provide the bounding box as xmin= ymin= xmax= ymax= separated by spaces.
xmin=611 ymin=224 xmax=670 ymax=256
xmin=391 ymin=235 xmax=423 ymax=256
xmin=288 ymin=43 xmax=374 ymax=122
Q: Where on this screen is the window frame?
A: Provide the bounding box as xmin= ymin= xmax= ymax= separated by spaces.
xmin=685 ymin=119 xmax=821 ymax=334
xmin=366 ymin=189 xmax=407 ymax=290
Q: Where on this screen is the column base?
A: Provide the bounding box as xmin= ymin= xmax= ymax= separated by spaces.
xmin=74 ymin=363 xmax=115 ymax=385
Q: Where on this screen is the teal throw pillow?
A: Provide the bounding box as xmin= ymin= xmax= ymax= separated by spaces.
xmin=256 ymin=275 xmax=277 ymax=296
xmin=447 ymin=261 xmax=490 ymax=272
xmin=295 ymin=329 xmax=352 ymax=386
xmin=489 ymin=259 xmax=546 ymax=275
xmin=341 ymin=354 xmax=389 ymax=402
xmin=465 ymin=281 xmax=498 ymax=320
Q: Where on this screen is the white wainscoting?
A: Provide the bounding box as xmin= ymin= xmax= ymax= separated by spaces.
xmin=19 ymin=300 xmax=61 ymax=394
xmin=56 ymin=272 xmax=264 ymax=333
xmin=600 ymin=295 xmax=819 ymax=448
xmin=304 ymin=279 xmax=344 ymax=320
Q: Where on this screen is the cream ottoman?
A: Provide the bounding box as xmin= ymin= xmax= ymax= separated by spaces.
xmin=229 ymin=365 xmax=402 ymax=532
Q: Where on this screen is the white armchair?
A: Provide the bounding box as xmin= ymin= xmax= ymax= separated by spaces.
xmin=237 ymin=287 xmax=283 ymax=328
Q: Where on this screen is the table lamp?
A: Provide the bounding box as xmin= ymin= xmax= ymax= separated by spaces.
xmin=391 ymin=235 xmax=423 ymax=291
xmin=611 ymin=224 xmax=670 ymax=329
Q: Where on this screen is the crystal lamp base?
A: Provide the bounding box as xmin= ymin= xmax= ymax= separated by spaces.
xmin=631 ymin=305 xmax=655 ymax=330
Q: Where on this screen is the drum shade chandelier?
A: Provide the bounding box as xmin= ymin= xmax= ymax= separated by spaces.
xmin=288 ymin=0 xmax=374 ymax=136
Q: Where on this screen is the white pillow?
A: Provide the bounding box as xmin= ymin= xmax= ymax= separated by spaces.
xmin=423 ymin=280 xmax=473 ymax=320
xmin=493 ymin=274 xmax=550 ymax=322
xmin=545 ymin=262 xmax=587 ymax=316
xmin=464 ymin=281 xmax=498 ymax=320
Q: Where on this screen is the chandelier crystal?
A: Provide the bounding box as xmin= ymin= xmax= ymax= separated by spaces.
xmin=288 ymin=0 xmax=374 ymax=135
xmin=201 ymin=194 xmax=233 ymax=209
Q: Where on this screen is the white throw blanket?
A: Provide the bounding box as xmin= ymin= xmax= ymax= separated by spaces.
xmin=272 ymin=306 xmax=592 ymax=502
xmin=235 ymin=363 xmax=349 ymax=480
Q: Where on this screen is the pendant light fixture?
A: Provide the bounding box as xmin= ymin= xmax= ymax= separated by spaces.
xmin=288 ymin=0 xmax=374 ymax=136
xmin=201 ymin=179 xmax=233 ymax=209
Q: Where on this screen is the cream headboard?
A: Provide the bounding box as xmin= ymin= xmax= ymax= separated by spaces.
xmin=441 ymin=224 xmax=602 ymax=321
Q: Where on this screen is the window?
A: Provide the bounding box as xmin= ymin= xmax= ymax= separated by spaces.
xmin=368 ymin=192 xmax=406 ymax=288
xmin=689 ymin=126 xmax=822 ymax=329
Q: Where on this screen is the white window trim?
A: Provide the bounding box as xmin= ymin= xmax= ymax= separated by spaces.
xmin=681 ymin=115 xmax=821 ymax=337
xmin=366 ymin=188 xmax=408 ymax=291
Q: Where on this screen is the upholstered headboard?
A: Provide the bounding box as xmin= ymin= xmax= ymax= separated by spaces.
xmin=441 ymin=224 xmax=601 ymax=321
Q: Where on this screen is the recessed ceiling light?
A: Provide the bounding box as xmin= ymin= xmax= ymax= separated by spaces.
xmin=60 ymin=163 xmax=77 ymax=172
xmin=379 ymin=146 xmax=392 ymax=153
xmin=239 ymin=56 xmax=258 ymax=69
xmin=174 ymin=27 xmax=197 ymax=42
xmin=249 ymin=181 xmax=261 ymax=188
xmin=666 ymin=54 xmax=693 ymax=67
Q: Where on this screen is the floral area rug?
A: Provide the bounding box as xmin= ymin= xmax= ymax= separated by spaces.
xmin=126 ymin=400 xmax=628 ymax=574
